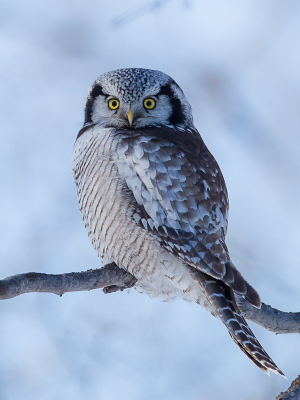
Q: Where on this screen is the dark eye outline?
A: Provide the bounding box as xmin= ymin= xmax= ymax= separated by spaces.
xmin=143 ymin=98 xmax=156 ymax=110
xmin=108 ymin=98 xmax=120 ymax=110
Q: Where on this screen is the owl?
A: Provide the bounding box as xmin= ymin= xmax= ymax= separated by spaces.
xmin=72 ymin=68 xmax=283 ymax=376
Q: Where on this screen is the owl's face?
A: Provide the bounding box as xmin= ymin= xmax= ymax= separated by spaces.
xmin=83 ymin=68 xmax=193 ymax=130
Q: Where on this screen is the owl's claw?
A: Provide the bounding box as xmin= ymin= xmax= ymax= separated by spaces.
xmin=102 ymin=263 xmax=137 ymax=294
xmin=103 ymin=285 xmax=127 ymax=294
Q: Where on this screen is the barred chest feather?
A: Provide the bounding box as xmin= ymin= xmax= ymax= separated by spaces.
xmin=71 ymin=125 xmax=213 ymax=310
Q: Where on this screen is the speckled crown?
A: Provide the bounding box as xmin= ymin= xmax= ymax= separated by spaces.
xmin=94 ymin=68 xmax=173 ymax=102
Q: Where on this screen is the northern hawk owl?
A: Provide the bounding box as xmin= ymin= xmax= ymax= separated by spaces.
xmin=72 ymin=68 xmax=284 ymax=376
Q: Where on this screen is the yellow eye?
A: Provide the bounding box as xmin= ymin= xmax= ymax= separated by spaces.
xmin=108 ymin=99 xmax=119 ymax=110
xmin=143 ymin=98 xmax=156 ymax=110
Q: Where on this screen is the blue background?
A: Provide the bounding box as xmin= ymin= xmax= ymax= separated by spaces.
xmin=1 ymin=1 xmax=300 ymax=398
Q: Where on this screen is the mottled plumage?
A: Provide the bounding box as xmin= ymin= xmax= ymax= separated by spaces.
xmin=72 ymin=68 xmax=284 ymax=376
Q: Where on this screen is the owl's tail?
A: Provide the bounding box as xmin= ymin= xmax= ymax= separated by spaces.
xmin=194 ymin=270 xmax=285 ymax=377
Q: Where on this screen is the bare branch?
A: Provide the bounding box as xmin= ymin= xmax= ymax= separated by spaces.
xmin=1 ymin=264 xmax=300 ymax=336
xmin=2 ymin=262 xmax=300 ymax=399
xmin=276 ymin=375 xmax=300 ymax=400
xmin=111 ymin=0 xmax=170 ymax=28
xmin=236 ymin=296 xmax=300 ymax=334
xmin=0 ymin=263 xmax=137 ymax=300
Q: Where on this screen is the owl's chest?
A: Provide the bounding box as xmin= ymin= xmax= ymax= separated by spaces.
xmin=73 ymin=129 xmax=159 ymax=270
xmin=72 ymin=129 xmax=130 ymax=258
xmin=71 ymin=128 xmax=215 ymax=305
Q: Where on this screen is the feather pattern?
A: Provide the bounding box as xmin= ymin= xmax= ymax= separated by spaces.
xmin=72 ymin=122 xmax=284 ymax=377
xmin=71 ymin=68 xmax=285 ymax=376
xmin=116 ymin=125 xmax=260 ymax=307
xmin=194 ymin=269 xmax=284 ymax=376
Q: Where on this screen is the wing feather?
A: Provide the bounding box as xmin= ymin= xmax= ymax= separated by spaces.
xmin=116 ymin=125 xmax=260 ymax=307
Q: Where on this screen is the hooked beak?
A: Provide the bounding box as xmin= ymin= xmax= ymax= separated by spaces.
xmin=127 ymin=108 xmax=134 ymax=126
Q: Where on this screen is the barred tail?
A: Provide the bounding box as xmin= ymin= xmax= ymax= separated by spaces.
xmin=223 ymin=260 xmax=261 ymax=308
xmin=194 ymin=270 xmax=285 ymax=376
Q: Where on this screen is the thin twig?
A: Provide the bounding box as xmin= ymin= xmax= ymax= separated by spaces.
xmin=111 ymin=0 xmax=170 ymax=28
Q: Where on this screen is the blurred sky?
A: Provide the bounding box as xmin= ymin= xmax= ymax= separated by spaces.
xmin=1 ymin=0 xmax=300 ymax=399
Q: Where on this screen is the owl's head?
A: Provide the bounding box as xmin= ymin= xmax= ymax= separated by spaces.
xmin=83 ymin=68 xmax=193 ymax=129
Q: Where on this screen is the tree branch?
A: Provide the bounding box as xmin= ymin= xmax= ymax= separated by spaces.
xmin=0 ymin=264 xmax=299 ymax=335
xmin=276 ymin=376 xmax=300 ymax=400
xmin=236 ymin=296 xmax=300 ymax=334
xmin=0 ymin=263 xmax=137 ymax=300
xmin=0 ymin=263 xmax=298 ymax=336
xmin=1 ymin=264 xmax=300 ymax=397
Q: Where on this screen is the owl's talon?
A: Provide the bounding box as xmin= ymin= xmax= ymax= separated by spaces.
xmin=123 ymin=275 xmax=138 ymax=288
xmin=103 ymin=285 xmax=126 ymax=294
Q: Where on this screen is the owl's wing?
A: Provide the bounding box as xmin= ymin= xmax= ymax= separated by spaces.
xmin=116 ymin=126 xmax=260 ymax=307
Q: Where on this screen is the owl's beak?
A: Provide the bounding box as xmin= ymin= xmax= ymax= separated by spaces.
xmin=127 ymin=108 xmax=134 ymax=126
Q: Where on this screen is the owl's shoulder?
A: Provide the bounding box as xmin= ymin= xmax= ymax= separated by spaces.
xmin=116 ymin=125 xmax=224 ymax=185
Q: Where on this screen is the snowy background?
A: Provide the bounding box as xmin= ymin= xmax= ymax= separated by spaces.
xmin=1 ymin=0 xmax=300 ymax=399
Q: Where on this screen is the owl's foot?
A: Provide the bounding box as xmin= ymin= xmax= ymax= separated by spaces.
xmin=102 ymin=262 xmax=137 ymax=294
xmin=103 ymin=285 xmax=127 ymax=294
